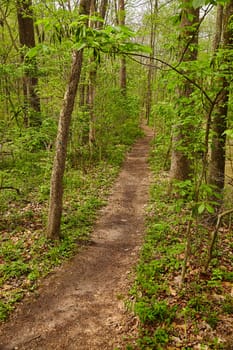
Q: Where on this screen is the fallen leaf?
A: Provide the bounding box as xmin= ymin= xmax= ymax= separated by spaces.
xmin=169 ymin=286 xmax=177 ymax=296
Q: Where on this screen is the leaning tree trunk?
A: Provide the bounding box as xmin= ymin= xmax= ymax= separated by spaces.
xmin=16 ymin=0 xmax=41 ymax=127
xmin=208 ymin=1 xmax=233 ymax=194
xmin=170 ymin=1 xmax=199 ymax=182
xmin=47 ymin=0 xmax=91 ymax=240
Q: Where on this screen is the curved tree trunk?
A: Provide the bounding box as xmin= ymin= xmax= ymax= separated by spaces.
xmin=47 ymin=0 xmax=91 ymax=240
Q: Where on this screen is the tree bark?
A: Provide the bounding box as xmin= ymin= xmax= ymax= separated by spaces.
xmin=208 ymin=1 xmax=233 ymax=193
xmin=47 ymin=0 xmax=91 ymax=240
xmin=88 ymin=0 xmax=108 ymax=154
xmin=16 ymin=0 xmax=41 ymax=127
xmin=98 ymin=0 xmax=108 ymax=27
xmin=145 ymin=0 xmax=157 ymax=125
xmin=170 ymin=1 xmax=199 ymax=183
xmin=212 ymin=4 xmax=223 ymax=53
xmin=118 ymin=0 xmax=126 ymax=94
xmin=87 ymin=0 xmax=97 ymax=155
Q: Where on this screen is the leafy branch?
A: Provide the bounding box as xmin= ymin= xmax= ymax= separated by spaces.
xmin=126 ymin=52 xmax=214 ymax=105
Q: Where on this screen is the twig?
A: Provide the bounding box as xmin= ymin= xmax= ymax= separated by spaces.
xmin=205 ymin=208 xmax=233 ymax=271
xmin=180 ymin=218 xmax=192 ymax=288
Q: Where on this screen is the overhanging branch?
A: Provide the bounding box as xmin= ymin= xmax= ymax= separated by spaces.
xmin=125 ymin=51 xmax=214 ymax=105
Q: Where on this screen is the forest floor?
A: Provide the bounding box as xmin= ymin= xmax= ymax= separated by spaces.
xmin=0 ymin=126 xmax=154 ymax=350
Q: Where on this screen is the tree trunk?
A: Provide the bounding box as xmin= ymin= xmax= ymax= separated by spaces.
xmin=170 ymin=1 xmax=199 ymax=183
xmin=16 ymin=0 xmax=41 ymax=127
xmin=98 ymin=0 xmax=108 ymax=28
xmin=212 ymin=4 xmax=223 ymax=53
xmin=47 ymin=0 xmax=91 ymax=240
xmin=87 ymin=0 xmax=97 ymax=155
xmin=88 ymin=66 xmax=97 ymax=155
xmin=208 ymin=1 xmax=233 ymax=193
xmin=88 ymin=0 xmax=108 ymax=154
xmin=118 ymin=0 xmax=126 ymax=94
xmin=145 ymin=0 xmax=157 ymax=125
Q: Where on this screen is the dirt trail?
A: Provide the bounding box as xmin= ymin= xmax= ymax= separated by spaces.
xmin=0 ymin=126 xmax=153 ymax=350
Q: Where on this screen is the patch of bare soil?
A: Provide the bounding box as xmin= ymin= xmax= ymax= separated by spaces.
xmin=0 ymin=126 xmax=153 ymax=350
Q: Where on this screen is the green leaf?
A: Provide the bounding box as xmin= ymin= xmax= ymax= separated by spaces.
xmin=115 ymin=25 xmax=135 ymax=37
xmin=73 ymin=42 xmax=87 ymax=51
xmin=192 ymin=0 xmax=204 ymax=8
xmin=205 ymin=204 xmax=214 ymax=214
xmin=224 ymin=129 xmax=233 ymax=138
xmin=193 ymin=0 xmax=228 ymax=8
xmin=198 ymin=203 xmax=205 ymax=214
xmin=25 ymin=47 xmax=38 ymax=59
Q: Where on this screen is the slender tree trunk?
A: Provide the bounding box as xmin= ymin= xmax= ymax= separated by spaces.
xmin=47 ymin=0 xmax=91 ymax=240
xmin=145 ymin=61 xmax=153 ymax=125
xmin=88 ymin=0 xmax=108 ymax=154
xmin=170 ymin=1 xmax=199 ymax=182
xmin=88 ymin=0 xmax=97 ymax=155
xmin=16 ymin=0 xmax=41 ymax=127
xmin=145 ymin=0 xmax=157 ymax=125
xmin=208 ymin=1 xmax=233 ymax=193
xmin=88 ymin=66 xmax=97 ymax=155
xmin=212 ymin=4 xmax=223 ymax=53
xmin=79 ymin=78 xmax=87 ymax=108
xmin=118 ymin=0 xmax=126 ymax=94
xmin=98 ymin=0 xmax=108 ymax=27
xmin=209 ymin=84 xmax=228 ymax=191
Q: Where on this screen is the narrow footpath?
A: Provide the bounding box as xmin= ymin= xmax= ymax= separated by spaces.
xmin=0 ymin=126 xmax=153 ymax=350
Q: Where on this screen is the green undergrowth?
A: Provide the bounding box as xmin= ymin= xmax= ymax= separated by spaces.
xmin=0 ymin=121 xmax=143 ymax=321
xmin=126 ymin=139 xmax=233 ymax=350
xmin=0 ymin=164 xmax=118 ymax=321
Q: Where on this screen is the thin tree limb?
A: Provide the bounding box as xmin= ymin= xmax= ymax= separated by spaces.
xmin=205 ymin=208 xmax=233 ymax=271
